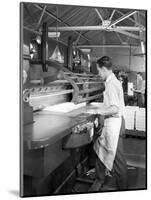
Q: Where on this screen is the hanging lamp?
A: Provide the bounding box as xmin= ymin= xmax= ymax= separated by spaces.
xmin=49 ymin=6 xmax=64 ymax=63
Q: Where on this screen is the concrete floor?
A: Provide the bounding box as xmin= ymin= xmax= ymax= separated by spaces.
xmin=124 ymin=136 xmax=146 ymax=190
xmin=73 ymin=136 xmax=146 ymax=193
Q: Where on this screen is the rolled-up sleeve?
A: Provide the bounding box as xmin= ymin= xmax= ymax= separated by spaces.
xmin=141 ymin=80 xmax=145 ymax=94
xmin=106 ymin=84 xmax=120 ymax=109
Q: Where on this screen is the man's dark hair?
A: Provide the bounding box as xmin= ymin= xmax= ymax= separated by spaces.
xmin=137 ymin=72 xmax=143 ymax=77
xmin=97 ymin=56 xmax=112 ymax=69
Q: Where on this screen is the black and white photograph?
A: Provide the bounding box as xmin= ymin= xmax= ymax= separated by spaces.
xmin=20 ymin=1 xmax=147 ymax=197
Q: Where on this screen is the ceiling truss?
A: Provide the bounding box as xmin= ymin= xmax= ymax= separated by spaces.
xmin=34 ymin=4 xmax=91 ymax=43
xmin=24 ymin=5 xmax=146 ymax=46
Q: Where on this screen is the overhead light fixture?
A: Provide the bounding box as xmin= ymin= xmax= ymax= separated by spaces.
xmin=48 ymin=32 xmax=60 ymax=38
xmin=141 ymin=41 xmax=145 ymax=54
xmin=36 ymin=35 xmax=41 ymax=44
xmin=49 ymin=45 xmax=64 ymax=63
xmin=122 ymin=42 xmax=128 ymax=45
xmin=87 ymin=54 xmax=91 ymax=69
xmin=49 ymin=6 xmax=64 ymax=63
xmin=80 ymin=49 xmax=91 ymax=53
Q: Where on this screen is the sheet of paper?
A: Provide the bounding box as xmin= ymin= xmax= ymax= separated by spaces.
xmin=128 ymin=82 xmax=134 ymax=96
xmin=43 ymin=102 xmax=86 ymax=113
xmin=85 ymin=102 xmax=105 ymax=114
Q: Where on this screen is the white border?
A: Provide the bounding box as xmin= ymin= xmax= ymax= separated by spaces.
xmin=0 ymin=0 xmax=150 ymax=199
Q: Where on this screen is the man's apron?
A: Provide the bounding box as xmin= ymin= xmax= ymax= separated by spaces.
xmin=93 ymin=117 xmax=122 ymax=171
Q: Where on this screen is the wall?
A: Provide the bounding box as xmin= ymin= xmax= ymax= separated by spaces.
xmin=95 ymin=46 xmax=146 ymax=73
xmin=90 ymin=46 xmax=146 ymax=86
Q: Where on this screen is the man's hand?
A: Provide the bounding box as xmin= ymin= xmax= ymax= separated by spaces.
xmin=96 ymin=106 xmax=118 ymax=116
xmin=86 ymin=105 xmax=118 ymax=116
xmin=86 ymin=107 xmax=105 ymax=115
xmin=133 ymin=89 xmax=141 ymax=94
xmin=86 ymin=108 xmax=98 ymax=115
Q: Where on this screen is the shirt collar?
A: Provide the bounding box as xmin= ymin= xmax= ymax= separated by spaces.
xmin=105 ymin=73 xmax=115 ymax=83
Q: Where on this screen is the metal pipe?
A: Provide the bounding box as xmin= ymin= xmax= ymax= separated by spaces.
xmin=34 ymin=4 xmax=91 ymax=42
xmin=115 ymin=32 xmax=123 ymax=44
xmin=23 ymin=26 xmax=67 ymax=46
xmin=74 ymin=9 xmax=92 ymax=45
xmin=24 ymin=26 xmax=42 ymax=35
xmin=115 ymin=29 xmax=140 ymax=40
xmin=109 ymin=9 xmax=116 ymax=20
xmin=77 ymin=44 xmax=138 ymax=48
xmin=116 ymin=9 xmax=144 ymax=28
xmin=95 ymin=8 xmax=104 ymax=23
xmin=50 ymin=38 xmax=68 ymax=46
xmin=36 ymin=5 xmax=47 ymax=28
xmin=48 ymin=25 xmax=144 ymax=32
xmin=129 ymin=45 xmax=131 ymax=71
xmin=108 ymin=11 xmax=137 ymax=28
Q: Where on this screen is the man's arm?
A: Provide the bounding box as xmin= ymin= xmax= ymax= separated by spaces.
xmin=133 ymin=89 xmax=142 ymax=94
xmin=96 ymin=105 xmax=119 ymax=116
xmin=133 ymin=80 xmax=145 ymax=94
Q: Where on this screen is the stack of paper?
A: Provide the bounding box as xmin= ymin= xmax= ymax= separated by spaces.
xmin=125 ymin=106 xmax=139 ymax=111
xmin=135 ymin=108 xmax=146 ymax=131
xmin=128 ymin=82 xmax=134 ymax=96
xmin=43 ymin=102 xmax=86 ymax=113
xmin=125 ymin=106 xmax=139 ymax=130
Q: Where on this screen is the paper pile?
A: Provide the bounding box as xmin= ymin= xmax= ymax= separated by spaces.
xmin=128 ymin=82 xmax=134 ymax=96
xmin=43 ymin=102 xmax=86 ymax=113
xmin=135 ymin=108 xmax=146 ymax=131
xmin=125 ymin=106 xmax=139 ymax=130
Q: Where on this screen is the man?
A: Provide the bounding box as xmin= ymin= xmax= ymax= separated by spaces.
xmin=118 ymin=76 xmax=123 ymax=85
xmin=133 ymin=72 xmax=145 ymax=107
xmin=88 ymin=56 xmax=127 ymax=191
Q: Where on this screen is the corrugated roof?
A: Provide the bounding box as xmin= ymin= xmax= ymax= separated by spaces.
xmin=23 ymin=3 xmax=146 ymax=59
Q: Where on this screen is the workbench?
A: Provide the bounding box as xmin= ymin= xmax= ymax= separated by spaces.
xmin=23 ymin=104 xmax=100 ymax=196
xmin=24 ymin=104 xmax=97 ymax=149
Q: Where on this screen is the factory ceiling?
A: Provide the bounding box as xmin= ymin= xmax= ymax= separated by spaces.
xmin=23 ymin=3 xmax=146 ymax=59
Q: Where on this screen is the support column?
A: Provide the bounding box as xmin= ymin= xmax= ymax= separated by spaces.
xmin=41 ymin=22 xmax=48 ymax=72
xmin=67 ymin=36 xmax=73 ymax=71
